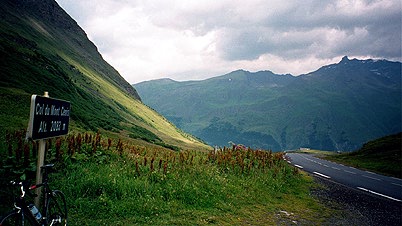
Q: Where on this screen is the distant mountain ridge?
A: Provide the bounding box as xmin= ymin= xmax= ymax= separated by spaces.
xmin=0 ymin=0 xmax=209 ymax=151
xmin=134 ymin=57 xmax=401 ymax=151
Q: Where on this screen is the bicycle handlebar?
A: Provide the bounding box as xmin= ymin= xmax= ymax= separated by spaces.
xmin=10 ymin=179 xmax=41 ymax=198
xmin=8 ymin=164 xmax=55 ymax=199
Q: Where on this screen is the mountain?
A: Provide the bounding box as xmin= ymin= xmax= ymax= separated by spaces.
xmin=0 ymin=0 xmax=210 ymax=151
xmin=134 ymin=57 xmax=401 ymax=151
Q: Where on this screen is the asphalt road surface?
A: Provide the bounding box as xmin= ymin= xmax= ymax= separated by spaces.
xmin=285 ymin=152 xmax=402 ymax=203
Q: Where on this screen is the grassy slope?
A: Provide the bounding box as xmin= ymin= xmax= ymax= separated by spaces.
xmin=0 ymin=129 xmax=334 ymax=225
xmin=44 ymin=138 xmax=333 ymax=225
xmin=60 ymin=54 xmax=208 ymax=150
xmin=0 ymin=0 xmax=209 ymax=151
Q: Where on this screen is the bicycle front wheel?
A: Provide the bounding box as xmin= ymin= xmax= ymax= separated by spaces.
xmin=0 ymin=210 xmax=36 ymax=226
xmin=45 ymin=190 xmax=67 ymax=226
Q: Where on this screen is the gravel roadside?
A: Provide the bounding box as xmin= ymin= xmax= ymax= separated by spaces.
xmin=311 ymin=176 xmax=402 ymax=226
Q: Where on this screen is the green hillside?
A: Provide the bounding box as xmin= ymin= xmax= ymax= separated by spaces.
xmin=0 ymin=0 xmax=210 ymax=151
xmin=135 ymin=57 xmax=401 ymax=151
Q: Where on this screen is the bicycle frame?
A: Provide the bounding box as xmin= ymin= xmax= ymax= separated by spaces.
xmin=2 ymin=181 xmax=42 ymax=226
xmin=1 ymin=164 xmax=65 ymax=226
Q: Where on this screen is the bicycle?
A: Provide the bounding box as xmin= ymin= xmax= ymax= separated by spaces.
xmin=0 ymin=164 xmax=67 ymax=226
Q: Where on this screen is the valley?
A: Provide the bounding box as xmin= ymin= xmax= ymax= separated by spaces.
xmin=135 ymin=58 xmax=401 ymax=151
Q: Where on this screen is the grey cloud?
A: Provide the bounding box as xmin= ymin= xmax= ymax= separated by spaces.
xmin=55 ymin=0 xmax=401 ymax=83
xmin=212 ymin=0 xmax=401 ymax=61
xmin=101 ymin=0 xmax=400 ymax=62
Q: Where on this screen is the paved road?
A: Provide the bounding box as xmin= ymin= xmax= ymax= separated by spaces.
xmin=285 ymin=152 xmax=402 ymax=203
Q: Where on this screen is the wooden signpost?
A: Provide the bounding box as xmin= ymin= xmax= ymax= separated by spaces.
xmin=26 ymin=92 xmax=71 ymax=206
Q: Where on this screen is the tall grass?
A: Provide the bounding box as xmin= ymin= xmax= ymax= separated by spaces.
xmin=1 ymin=131 xmax=328 ymax=225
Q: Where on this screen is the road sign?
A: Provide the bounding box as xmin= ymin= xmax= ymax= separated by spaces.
xmin=27 ymin=94 xmax=71 ymax=140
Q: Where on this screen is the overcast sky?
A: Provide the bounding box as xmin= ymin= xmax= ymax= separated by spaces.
xmin=55 ymin=0 xmax=401 ymax=84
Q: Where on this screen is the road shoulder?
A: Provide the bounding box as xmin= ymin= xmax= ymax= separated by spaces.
xmin=311 ymin=176 xmax=402 ymax=226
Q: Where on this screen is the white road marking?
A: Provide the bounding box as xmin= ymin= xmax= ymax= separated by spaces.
xmin=357 ymin=187 xmax=402 ymax=202
xmin=366 ymin=171 xmax=377 ymax=175
xmin=291 ymin=153 xmax=402 ymax=202
xmin=362 ymin=175 xmax=381 ymax=181
xmin=344 ymin=170 xmax=356 ymax=175
xmin=294 ymin=164 xmax=303 ymax=169
xmin=313 ymin=172 xmax=331 ymax=179
xmin=391 ymin=177 xmax=402 ymax=181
